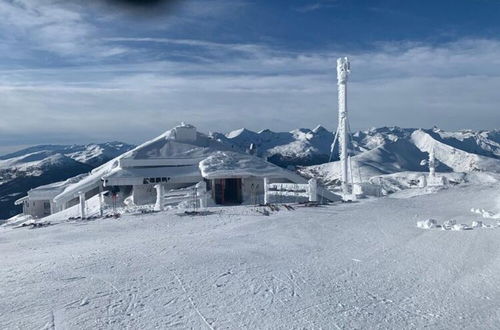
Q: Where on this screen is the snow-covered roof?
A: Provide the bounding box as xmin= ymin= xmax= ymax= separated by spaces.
xmin=15 ymin=174 xmax=88 ymax=204
xmin=199 ymin=151 xmax=288 ymax=179
xmin=14 ymin=196 xmax=28 ymax=205
xmin=120 ymin=131 xmax=233 ymax=166
xmin=51 ymin=124 xmax=232 ymax=205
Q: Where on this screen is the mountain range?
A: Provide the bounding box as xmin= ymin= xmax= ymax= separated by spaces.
xmin=0 ymin=142 xmax=134 ymax=219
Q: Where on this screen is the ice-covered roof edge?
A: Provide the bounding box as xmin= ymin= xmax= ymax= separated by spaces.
xmin=51 ymin=128 xmax=177 ymax=205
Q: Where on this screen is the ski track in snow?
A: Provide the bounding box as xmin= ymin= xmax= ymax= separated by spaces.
xmin=1 ymin=183 xmax=500 ymax=329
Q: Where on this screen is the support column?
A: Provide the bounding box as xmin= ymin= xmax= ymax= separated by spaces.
xmin=79 ymin=192 xmax=86 ymax=219
xmin=98 ymin=185 xmax=104 ymax=217
xmin=196 ymin=181 xmax=207 ymax=208
xmin=419 ymin=175 xmax=427 ymax=188
xmin=308 ymin=178 xmax=318 ymax=202
xmin=154 ymin=184 xmax=164 ymax=211
xmin=263 ymin=177 xmax=269 ymax=205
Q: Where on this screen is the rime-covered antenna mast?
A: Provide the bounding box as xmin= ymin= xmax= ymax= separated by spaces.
xmin=337 ymin=57 xmax=351 ymax=194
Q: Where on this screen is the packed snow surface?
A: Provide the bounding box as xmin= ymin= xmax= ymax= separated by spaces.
xmin=2 ymin=182 xmax=500 ymax=329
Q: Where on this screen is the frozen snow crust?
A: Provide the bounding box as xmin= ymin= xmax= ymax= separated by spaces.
xmin=2 ymin=182 xmax=500 ymax=329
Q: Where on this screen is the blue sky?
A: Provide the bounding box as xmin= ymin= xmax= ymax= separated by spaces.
xmin=1 ymin=0 xmax=500 ymax=153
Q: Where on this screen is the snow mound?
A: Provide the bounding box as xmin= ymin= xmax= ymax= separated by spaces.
xmin=442 ymin=220 xmax=457 ymax=230
xmin=44 ymin=194 xmax=102 ymax=223
xmin=470 ymin=208 xmax=500 ymax=219
xmin=471 ymin=221 xmax=483 ymax=228
xmin=451 ymin=224 xmax=471 ymax=231
xmin=417 ymin=219 xmax=437 ymax=229
xmin=0 ymin=214 xmax=34 ymax=229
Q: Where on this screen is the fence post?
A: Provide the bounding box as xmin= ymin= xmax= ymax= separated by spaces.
xmin=154 ymin=184 xmax=164 ymax=211
xmin=98 ymin=184 xmax=104 ymax=217
xmin=308 ymin=178 xmax=317 ymax=202
xmin=196 ymin=181 xmax=207 ymax=208
xmin=79 ymin=192 xmax=86 ymax=219
xmin=264 ymin=177 xmax=269 ymax=204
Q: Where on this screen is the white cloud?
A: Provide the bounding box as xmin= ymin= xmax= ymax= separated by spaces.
xmin=0 ymin=0 xmax=248 ymax=61
xmin=1 ymin=38 xmax=500 ymax=148
xmin=0 ymin=0 xmax=131 ymax=59
xmin=0 ymin=1 xmax=499 ymax=150
xmin=294 ymin=0 xmax=338 ymax=13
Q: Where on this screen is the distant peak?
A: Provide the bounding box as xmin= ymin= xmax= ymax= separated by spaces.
xmin=292 ymin=128 xmax=312 ymax=134
xmin=312 ymin=125 xmax=328 ymax=133
xmin=226 ymin=128 xmax=252 ymax=139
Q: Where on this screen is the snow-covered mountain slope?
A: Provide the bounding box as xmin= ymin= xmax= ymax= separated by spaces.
xmin=213 ymin=126 xmax=500 ymax=170
xmin=427 ymin=128 xmax=500 ymax=159
xmin=300 ymin=139 xmax=437 ymax=185
xmin=0 ymin=141 xmax=134 ymax=167
xmin=410 ymin=129 xmax=500 ymax=172
xmin=212 ymin=125 xmax=335 ymax=167
xmin=2 ymin=183 xmax=500 ymax=329
xmin=0 ymin=142 xmax=134 ymax=219
xmin=299 ymin=127 xmax=500 ymax=186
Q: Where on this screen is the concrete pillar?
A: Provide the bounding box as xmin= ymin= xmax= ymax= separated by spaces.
xmin=308 ymin=178 xmax=318 ymax=202
xmin=154 ymin=184 xmax=164 ymax=211
xmin=79 ymin=192 xmax=86 ymax=219
xmin=419 ymin=175 xmax=427 ymax=188
xmin=263 ymin=177 xmax=269 ymax=204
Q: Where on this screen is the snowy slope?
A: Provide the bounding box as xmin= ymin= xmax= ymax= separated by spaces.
xmin=2 ymin=182 xmax=500 ymax=329
xmin=0 ymin=142 xmax=135 ymax=167
xmin=427 ymin=128 xmax=500 ymax=159
xmin=411 ymin=129 xmax=500 ymax=172
xmin=299 ymin=127 xmax=500 ymax=186
xmin=213 ymin=126 xmax=500 ymax=170
xmin=0 ymin=142 xmax=134 ymax=219
xmin=213 ymin=125 xmax=335 ymax=167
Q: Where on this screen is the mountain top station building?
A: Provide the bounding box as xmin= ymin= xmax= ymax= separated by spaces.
xmin=16 ymin=123 xmax=340 ymax=218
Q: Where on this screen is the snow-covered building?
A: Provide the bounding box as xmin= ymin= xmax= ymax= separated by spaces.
xmin=14 ymin=174 xmax=88 ymax=219
xmin=15 ymin=124 xmax=340 ymax=218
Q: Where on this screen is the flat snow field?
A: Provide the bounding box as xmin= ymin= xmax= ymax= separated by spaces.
xmin=2 ymin=184 xmax=500 ymax=329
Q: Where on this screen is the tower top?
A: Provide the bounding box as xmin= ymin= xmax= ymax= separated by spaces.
xmin=337 ymin=57 xmax=350 ymax=85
